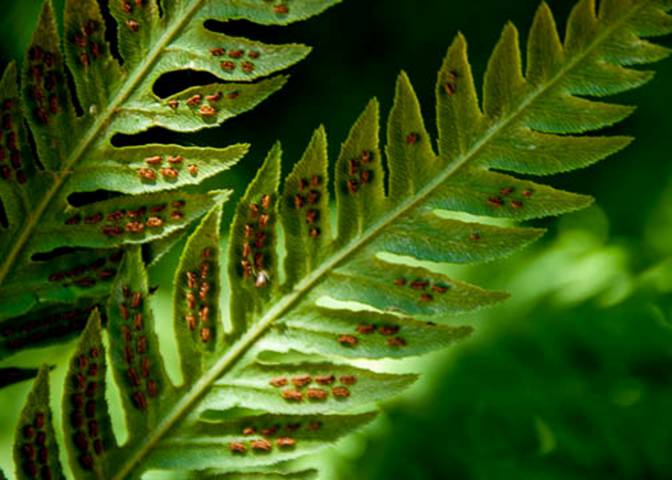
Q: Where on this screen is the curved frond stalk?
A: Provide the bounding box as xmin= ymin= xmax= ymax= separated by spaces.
xmin=7 ymin=1 xmax=672 ymax=479
xmin=0 ymin=0 xmax=342 ymax=367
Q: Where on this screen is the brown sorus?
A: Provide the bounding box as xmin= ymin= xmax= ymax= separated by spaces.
xmin=332 ymin=386 xmax=351 ymax=398
xmin=356 ymin=323 xmax=376 ymax=334
xmin=131 ymin=292 xmax=142 ymax=308
xmin=128 ymin=217 xmax=149 ymax=233
xmin=410 ymin=280 xmax=429 ymax=290
xmin=305 ymin=209 xmax=318 ymax=224
xmin=419 ymin=293 xmax=434 ymax=302
xmin=261 ymin=425 xmax=279 ymax=436
xmin=186 ymin=94 xmax=202 ymax=106
xmin=276 ymin=437 xmax=296 ymax=448
xmin=146 ymin=216 xmax=163 ymax=228
xmin=281 ymin=390 xmax=303 ymax=402
xmin=307 ymin=190 xmax=320 ymax=205
xmin=228 ymin=442 xmax=247 ymax=454
xmin=199 ymin=105 xmax=216 ymax=117
xmin=291 ymin=374 xmax=312 ymax=387
xmin=160 ymin=167 xmax=178 ymax=179
xmin=136 ymin=335 xmax=147 ymax=354
xmin=308 ymin=421 xmax=322 ymax=431
xmin=119 ymin=303 xmax=129 ymax=320
xmin=378 ymin=325 xmax=400 ymax=336
xmin=387 ymin=337 xmax=407 ymax=347
xmin=147 ymin=379 xmax=158 ymax=397
xmin=487 ymin=196 xmax=504 ymax=207
xmin=186 ymin=271 xmax=197 ymax=289
xmin=138 ymin=168 xmax=156 ymax=181
xmin=315 ymin=374 xmax=335 ymax=385
xmin=127 ymin=367 xmax=141 ymax=387
xmin=269 ymin=377 xmax=288 ymax=388
xmin=250 ymin=439 xmax=272 ymax=451
xmin=338 ymin=334 xmax=358 ymax=346
xmin=443 ymin=82 xmax=456 ymax=96
xmin=132 ymin=391 xmax=147 ymax=410
xmin=306 ymin=388 xmax=327 ymax=400
xmin=500 ymin=187 xmax=514 ymax=196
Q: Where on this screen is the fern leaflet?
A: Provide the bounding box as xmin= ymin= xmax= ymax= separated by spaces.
xmin=9 ymin=0 xmax=672 ymax=478
xmin=0 ymin=0 xmax=341 ymax=368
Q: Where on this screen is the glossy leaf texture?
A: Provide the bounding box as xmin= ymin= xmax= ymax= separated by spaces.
xmin=6 ymin=1 xmax=672 ymax=479
xmin=0 ymin=0 xmax=342 ymax=376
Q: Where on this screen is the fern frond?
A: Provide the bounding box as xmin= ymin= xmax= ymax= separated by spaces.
xmin=0 ymin=0 xmax=341 ymax=366
xmin=8 ymin=0 xmax=672 ymax=478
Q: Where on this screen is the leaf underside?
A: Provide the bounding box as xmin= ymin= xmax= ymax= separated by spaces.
xmin=9 ymin=0 xmax=672 ymax=479
xmin=0 ymin=0 xmax=342 ymax=374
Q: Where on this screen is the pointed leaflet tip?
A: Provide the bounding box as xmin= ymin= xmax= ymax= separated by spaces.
xmin=483 ymin=21 xmax=525 ymax=117
xmin=31 ymin=0 xmax=59 ymax=48
xmin=437 ymin=29 xmax=481 ymax=159
xmin=1 ymin=61 xmax=18 ymax=89
xmin=63 ymin=307 xmax=116 ymax=476
xmin=14 ymin=364 xmax=64 ymax=480
xmin=282 ymin=123 xmax=331 ymax=286
xmin=334 ymin=95 xmax=384 ymax=244
xmin=527 ymin=1 xmax=564 ymax=82
xmin=388 ymin=70 xmax=435 ymax=198
xmin=228 ymin=142 xmax=282 ymax=332
xmin=174 ymin=201 xmax=224 ymax=373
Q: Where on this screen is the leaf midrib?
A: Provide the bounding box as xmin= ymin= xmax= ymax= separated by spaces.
xmin=0 ymin=0 xmax=207 ymax=287
xmin=111 ymin=2 xmax=649 ymax=478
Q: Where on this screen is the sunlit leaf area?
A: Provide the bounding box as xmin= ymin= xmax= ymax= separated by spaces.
xmin=2 ymin=0 xmax=672 ymax=478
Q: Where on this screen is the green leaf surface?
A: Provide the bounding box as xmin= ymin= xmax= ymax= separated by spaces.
xmin=5 ymin=1 xmax=672 ymax=479
xmin=0 ymin=0 xmax=340 ymax=364
xmin=61 ymin=310 xmax=116 ymax=478
xmin=13 ymin=367 xmax=64 ymax=479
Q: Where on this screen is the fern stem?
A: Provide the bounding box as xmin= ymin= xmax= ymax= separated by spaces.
xmin=111 ymin=2 xmax=650 ymax=477
xmin=0 ymin=0 xmax=207 ymax=287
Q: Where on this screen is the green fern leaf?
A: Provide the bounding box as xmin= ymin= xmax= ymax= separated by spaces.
xmin=7 ymin=0 xmax=672 ymax=478
xmin=13 ymin=367 xmax=64 ymax=479
xmin=0 ymin=0 xmax=341 ymax=367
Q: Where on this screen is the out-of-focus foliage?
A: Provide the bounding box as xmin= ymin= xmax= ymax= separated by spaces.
xmin=327 ymin=205 xmax=672 ymax=479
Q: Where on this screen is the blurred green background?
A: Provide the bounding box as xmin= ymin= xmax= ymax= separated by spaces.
xmin=2 ymin=0 xmax=672 ymax=478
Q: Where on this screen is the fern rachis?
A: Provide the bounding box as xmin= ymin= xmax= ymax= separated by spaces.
xmin=0 ymin=0 xmax=341 ymax=365
xmin=6 ymin=0 xmax=672 ymax=478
